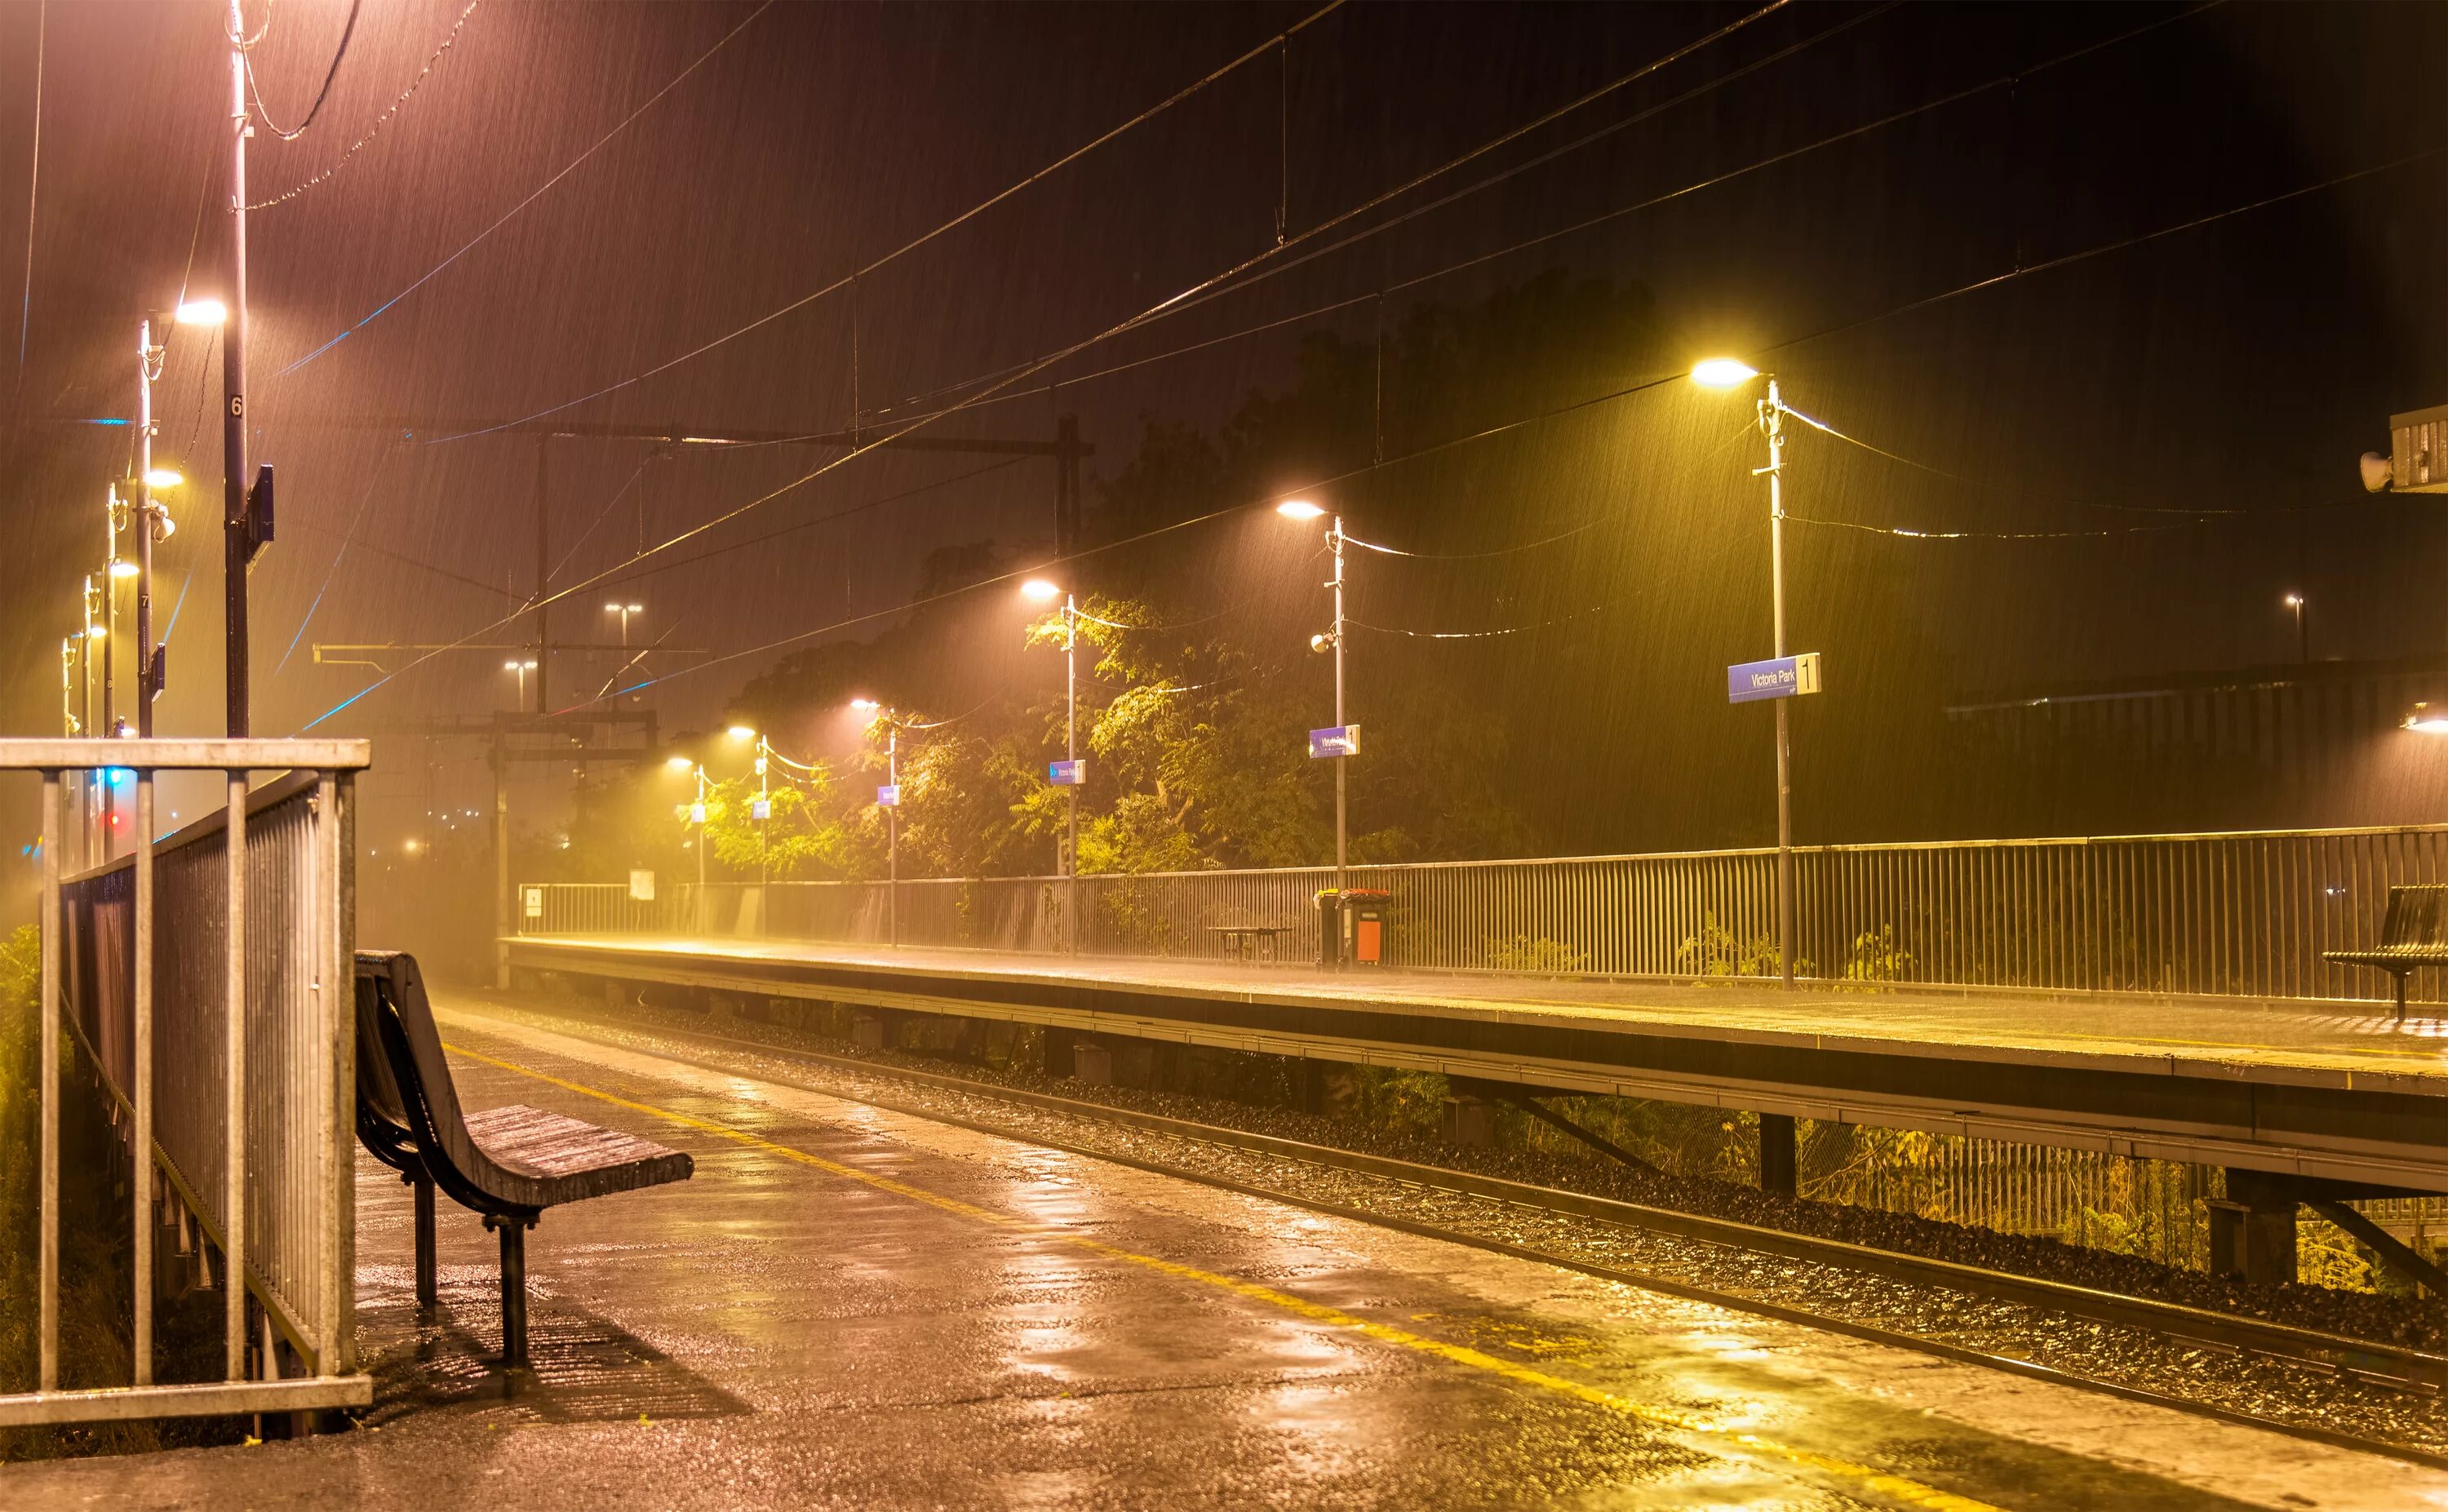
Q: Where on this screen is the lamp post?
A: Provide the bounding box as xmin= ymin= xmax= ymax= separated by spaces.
xmin=1278 ymin=499 xmax=1346 ymax=888
xmin=503 ymin=658 xmax=538 ymax=712
xmin=1693 ymin=358 xmax=1797 ymax=990
xmin=1022 ymin=579 xmax=1081 ymax=953
xmin=726 ymin=725 xmax=769 ymax=934
xmin=222 ymin=0 xmax=255 ymax=739
xmin=2283 ymin=592 xmax=2308 ymax=665
xmin=852 ymin=698 xmax=900 ymax=947
xmin=137 ymin=299 xmax=219 ymax=737
xmin=605 ymin=601 xmax=644 ymax=645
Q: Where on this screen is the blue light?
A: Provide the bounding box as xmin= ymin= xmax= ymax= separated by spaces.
xmin=81 ymin=417 xmax=132 ymax=426
xmin=109 ymin=768 xmax=134 ymax=785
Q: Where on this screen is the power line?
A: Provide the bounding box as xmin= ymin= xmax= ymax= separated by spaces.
xmin=1785 ymin=513 xmax=2222 ymax=542
xmin=15 ymin=0 xmax=43 ymax=393
xmin=422 ymin=1 xmax=1350 ymax=443
xmin=858 ymin=2 xmax=2214 ymax=435
xmin=247 ymin=0 xmax=484 ymax=209
xmin=1350 ymin=603 xmax=1616 ymax=640
xmin=277 ymin=1 xmax=774 ymax=373
xmin=246 ymin=0 xmax=362 ymax=140
xmin=300 ymin=7 xmax=1785 ymax=728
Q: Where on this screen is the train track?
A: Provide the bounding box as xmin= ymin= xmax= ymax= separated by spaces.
xmin=469 ymin=996 xmax=2448 ymax=1469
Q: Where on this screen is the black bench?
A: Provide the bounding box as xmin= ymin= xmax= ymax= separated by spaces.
xmin=354 ymin=951 xmax=694 ymax=1367
xmin=2322 ymin=885 xmax=2448 ymax=1023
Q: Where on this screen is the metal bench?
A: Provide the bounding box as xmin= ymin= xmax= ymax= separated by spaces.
xmin=2323 ymin=884 xmax=2448 ymax=1023
xmin=353 ymin=951 xmax=694 ymax=1367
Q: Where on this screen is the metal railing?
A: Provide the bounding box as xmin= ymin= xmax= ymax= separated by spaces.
xmin=2 ymin=738 xmax=372 ymax=1428
xmin=524 ymin=822 xmax=2448 ymax=1003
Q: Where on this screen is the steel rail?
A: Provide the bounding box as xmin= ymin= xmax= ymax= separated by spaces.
xmin=464 ymin=998 xmax=2448 ymax=1469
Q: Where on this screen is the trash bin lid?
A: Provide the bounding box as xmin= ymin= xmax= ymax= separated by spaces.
xmin=1340 ymin=888 xmax=1392 ymax=902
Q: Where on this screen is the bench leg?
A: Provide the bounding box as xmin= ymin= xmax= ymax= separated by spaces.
xmin=486 ymin=1214 xmax=536 ymax=1368
xmin=412 ymin=1174 xmax=437 ymax=1310
xmin=2398 ymin=973 xmax=2410 ymax=1026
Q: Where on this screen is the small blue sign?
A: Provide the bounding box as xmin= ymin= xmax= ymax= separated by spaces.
xmin=1309 ymin=724 xmax=1361 ymax=759
xmin=1727 ymin=652 xmax=1823 ymax=705
xmin=1048 ymin=759 xmax=1085 ymax=786
xmin=876 ymin=784 xmax=900 ymax=808
xmin=751 ymin=799 xmax=771 ymax=821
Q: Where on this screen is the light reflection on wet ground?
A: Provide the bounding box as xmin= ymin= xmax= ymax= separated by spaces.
xmin=8 ymin=1000 xmax=2448 ymax=1510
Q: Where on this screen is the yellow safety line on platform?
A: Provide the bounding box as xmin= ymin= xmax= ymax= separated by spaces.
xmin=444 ymin=1038 xmax=1999 ymax=1512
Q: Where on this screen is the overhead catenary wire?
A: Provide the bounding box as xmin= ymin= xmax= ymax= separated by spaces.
xmin=277 ymin=0 xmax=774 ymax=373
xmin=1349 ymin=603 xmax=1617 ymax=640
xmin=856 ymin=1 xmax=2215 ymax=434
xmin=421 ymin=0 xmax=1352 ymax=443
xmin=245 ymin=0 xmax=362 ymax=140
xmin=248 ymin=0 xmax=484 ymax=209
xmin=293 ymin=5 xmax=1782 ymax=729
xmin=15 ymin=0 xmax=42 ymax=391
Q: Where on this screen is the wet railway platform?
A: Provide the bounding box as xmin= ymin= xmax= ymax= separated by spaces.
xmin=7 ymin=991 xmax=2444 ymax=1510
xmin=509 ymin=933 xmax=2448 ymax=1192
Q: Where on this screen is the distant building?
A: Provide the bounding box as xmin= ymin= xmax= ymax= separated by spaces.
xmin=1945 ymin=656 xmax=2448 ymax=836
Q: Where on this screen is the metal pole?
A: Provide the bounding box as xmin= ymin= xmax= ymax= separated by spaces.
xmin=37 ymin=770 xmax=59 ymax=1392
xmin=888 ymin=724 xmax=900 ymax=947
xmin=757 ymin=742 xmax=769 ymax=935
xmin=222 ymin=0 xmax=252 ymax=738
xmin=493 ymin=730 xmax=509 ymax=988
xmin=694 ymin=765 xmax=706 ymax=935
xmin=1765 ymin=379 xmax=1794 ymax=991
xmin=1332 ymin=517 xmax=1346 ymax=888
xmin=137 ymin=319 xmax=158 ymax=737
xmin=534 ymin=439 xmax=550 ymax=711
xmin=104 ymin=496 xmax=118 ymax=858
xmin=222 ymin=768 xmax=247 ymax=1380
xmin=1066 ymin=598 xmax=1078 ymax=955
xmin=132 ymin=770 xmax=154 ymax=1381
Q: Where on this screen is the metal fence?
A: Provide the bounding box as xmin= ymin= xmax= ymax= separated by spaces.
xmin=525 ymin=822 xmax=2448 ymax=1002
xmin=2 ymin=738 xmax=371 ymax=1428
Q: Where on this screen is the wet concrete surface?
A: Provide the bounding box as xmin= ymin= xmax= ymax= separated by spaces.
xmin=8 ymin=996 xmax=2448 ymax=1510
xmin=512 ymin=933 xmax=2448 ymax=1091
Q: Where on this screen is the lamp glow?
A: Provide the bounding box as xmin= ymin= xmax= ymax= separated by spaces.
xmin=726 ymin=725 xmax=756 ymax=741
xmin=849 ymin=698 xmax=880 ymax=712
xmin=109 ymin=560 xmax=138 ymax=579
xmin=2409 ymin=703 xmax=2448 ymax=735
xmin=665 ymin=754 xmax=695 ymax=773
xmin=87 ymin=625 xmax=106 ymax=640
xmin=1275 ymin=499 xmax=1325 ymax=520
xmin=173 ymin=299 xmax=227 ymax=326
xmin=1020 ymin=579 xmax=1062 ymax=602
xmin=144 ymin=468 xmax=183 ymax=490
xmin=1691 ymin=358 xmax=1759 ymax=389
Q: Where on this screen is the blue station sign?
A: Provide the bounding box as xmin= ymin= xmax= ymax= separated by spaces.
xmin=876 ymin=784 xmax=900 ymax=808
xmin=751 ymin=799 xmax=771 ymax=821
xmin=1727 ymin=652 xmax=1824 ymax=704
xmin=1309 ymin=725 xmax=1361 ymax=759
xmin=1048 ymin=759 xmax=1086 ymax=786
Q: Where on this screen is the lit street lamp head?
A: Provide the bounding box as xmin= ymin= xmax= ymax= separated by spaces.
xmin=664 ymin=754 xmax=695 ymax=773
xmin=849 ymin=698 xmax=880 ymax=712
xmin=2283 ymin=593 xmax=2304 ymax=609
xmin=172 ymin=298 xmax=227 ymax=327
xmin=109 ymin=560 xmax=138 ymax=579
xmin=726 ymin=725 xmax=757 ymax=741
xmin=1691 ymin=358 xmax=1759 ymax=389
xmin=2408 ymin=703 xmax=2448 ymax=735
xmin=1020 ymin=579 xmax=1062 ymax=602
xmin=1275 ymin=499 xmax=1325 ymax=521
xmin=143 ymin=468 xmax=182 ymax=490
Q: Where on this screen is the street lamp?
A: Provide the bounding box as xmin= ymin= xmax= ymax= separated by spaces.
xmin=503 ymin=658 xmax=538 ymax=711
xmin=854 ymin=699 xmax=902 ymax=946
xmin=726 ymin=724 xmax=774 ymax=933
xmin=605 ymin=601 xmax=644 ymax=645
xmin=677 ymin=759 xmax=711 ymax=933
xmin=135 ymin=298 xmax=220 ymax=738
xmin=1023 ymin=579 xmax=1082 ymax=952
xmin=1693 ymin=357 xmax=1797 ymax=990
xmin=2283 ymin=592 xmax=2308 ymax=665
xmin=1279 ymin=499 xmax=1347 ymax=887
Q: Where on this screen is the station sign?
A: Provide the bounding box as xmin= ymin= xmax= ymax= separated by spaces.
xmin=1727 ymin=653 xmax=1823 ymax=705
xmin=628 ymin=869 xmax=656 ymax=902
xmin=522 ymin=886 xmax=544 ymax=920
xmin=688 ymin=801 xmax=707 ymax=824
xmin=1309 ymin=724 xmax=1361 ymax=759
xmin=876 ymin=784 xmax=900 ymax=808
xmin=751 ymin=799 xmax=771 ymax=821
xmin=1048 ymin=759 xmax=1085 ymax=786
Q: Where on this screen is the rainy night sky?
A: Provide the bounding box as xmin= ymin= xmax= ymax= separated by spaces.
xmin=2 ymin=0 xmax=2445 ymax=884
